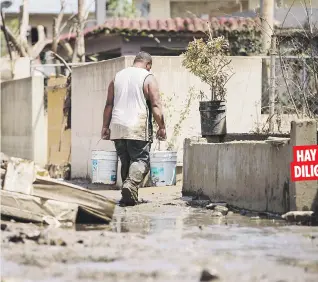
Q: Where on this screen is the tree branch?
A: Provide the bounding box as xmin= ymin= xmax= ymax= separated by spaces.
xmin=19 ymin=0 xmax=29 ymax=43
xmin=31 ymin=25 xmax=50 ymax=58
xmin=52 ymin=0 xmax=66 ymax=54
xmin=0 ymin=24 xmax=27 ymax=57
xmin=60 ymin=40 xmax=74 ymax=58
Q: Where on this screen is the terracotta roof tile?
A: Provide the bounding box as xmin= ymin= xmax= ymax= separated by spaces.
xmin=58 ymin=17 xmax=260 ymax=41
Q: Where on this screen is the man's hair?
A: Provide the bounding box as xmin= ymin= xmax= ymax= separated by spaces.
xmin=133 ymin=51 xmax=152 ymax=64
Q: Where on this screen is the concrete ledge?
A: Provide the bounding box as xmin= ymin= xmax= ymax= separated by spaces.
xmin=183 ymin=120 xmax=318 ymax=214
xmin=183 ymin=139 xmax=291 ymax=214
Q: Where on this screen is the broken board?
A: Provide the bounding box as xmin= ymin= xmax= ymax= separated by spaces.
xmin=1 ymin=156 xmax=116 ymax=225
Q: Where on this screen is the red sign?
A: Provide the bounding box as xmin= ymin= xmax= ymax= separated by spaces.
xmin=291 ymin=145 xmax=318 ymax=182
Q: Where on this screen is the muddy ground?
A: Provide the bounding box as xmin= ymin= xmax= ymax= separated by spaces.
xmin=1 ymin=186 xmax=318 ymax=282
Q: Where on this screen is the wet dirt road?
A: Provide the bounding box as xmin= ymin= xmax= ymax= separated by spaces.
xmin=1 ymin=186 xmax=318 ymax=282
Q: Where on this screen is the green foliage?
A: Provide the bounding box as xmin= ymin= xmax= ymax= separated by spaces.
xmin=182 ymin=34 xmax=233 ymax=101
xmin=1 ymin=18 xmax=19 ymax=57
xmin=227 ymin=29 xmax=263 ymax=55
xmin=107 ymin=0 xmax=136 ymax=18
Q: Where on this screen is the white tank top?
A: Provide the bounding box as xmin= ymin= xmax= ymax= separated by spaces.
xmin=110 ymin=66 xmax=152 ymax=141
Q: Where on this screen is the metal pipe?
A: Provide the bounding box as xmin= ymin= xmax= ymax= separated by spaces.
xmin=269 ymin=34 xmax=277 ymax=132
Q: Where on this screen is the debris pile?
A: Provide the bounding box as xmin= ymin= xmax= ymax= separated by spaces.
xmin=1 ymin=152 xmax=116 ymax=226
xmin=1 ymin=152 xmax=9 ymax=188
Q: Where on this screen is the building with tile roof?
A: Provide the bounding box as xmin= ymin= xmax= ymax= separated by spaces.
xmin=44 ymin=16 xmax=261 ymax=61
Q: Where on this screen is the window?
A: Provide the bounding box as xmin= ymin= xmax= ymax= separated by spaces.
xmin=30 ymin=26 xmax=47 ymax=45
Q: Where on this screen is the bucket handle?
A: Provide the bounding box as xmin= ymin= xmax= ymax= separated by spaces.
xmin=153 ymin=140 xmax=162 ymax=151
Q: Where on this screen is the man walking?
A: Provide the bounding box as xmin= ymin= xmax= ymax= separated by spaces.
xmin=101 ymin=52 xmax=166 ymax=206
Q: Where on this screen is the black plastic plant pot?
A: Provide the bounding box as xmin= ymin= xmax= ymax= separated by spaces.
xmin=199 ymin=100 xmax=227 ymax=136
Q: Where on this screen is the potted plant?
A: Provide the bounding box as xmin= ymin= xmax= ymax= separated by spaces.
xmin=182 ymin=29 xmax=234 ymax=137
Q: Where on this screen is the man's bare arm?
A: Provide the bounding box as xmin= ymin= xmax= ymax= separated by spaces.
xmin=101 ymin=80 xmax=114 ymax=139
xmin=144 ymin=75 xmax=165 ymax=129
xmin=103 ymin=80 xmax=114 ymax=128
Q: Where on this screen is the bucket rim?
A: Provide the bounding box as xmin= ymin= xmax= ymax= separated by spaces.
xmin=151 ymin=150 xmax=177 ymax=153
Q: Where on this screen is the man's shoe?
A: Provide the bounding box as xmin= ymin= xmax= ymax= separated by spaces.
xmin=119 ymin=187 xmax=138 ymax=206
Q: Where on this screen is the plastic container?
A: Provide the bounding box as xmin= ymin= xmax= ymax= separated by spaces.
xmin=199 ymin=100 xmax=227 ymax=136
xmin=91 ymin=150 xmax=118 ymax=184
xmin=150 ymin=151 xmax=177 ymax=186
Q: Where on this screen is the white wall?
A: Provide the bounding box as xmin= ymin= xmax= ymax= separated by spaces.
xmin=71 ymin=56 xmax=262 ymax=179
xmin=0 ymin=57 xmax=31 ymax=82
xmin=1 ymin=76 xmax=47 ymax=166
xmin=71 ymin=58 xmax=126 ymax=179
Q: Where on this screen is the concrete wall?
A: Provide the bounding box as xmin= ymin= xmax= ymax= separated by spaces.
xmin=71 ymin=56 xmax=262 ymax=179
xmin=1 ymin=77 xmax=47 ymax=166
xmin=0 ymin=57 xmax=31 ymax=82
xmin=183 ymin=139 xmax=291 ymax=213
xmin=71 ymin=57 xmax=126 ymax=179
xmin=146 ymin=0 xmax=249 ymax=18
xmin=183 ymin=120 xmax=318 ymax=214
xmin=47 ymin=77 xmax=71 ymax=165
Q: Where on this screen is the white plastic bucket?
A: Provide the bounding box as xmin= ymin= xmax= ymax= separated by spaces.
xmin=91 ymin=150 xmax=118 ymax=184
xmin=150 ymin=151 xmax=177 ymax=187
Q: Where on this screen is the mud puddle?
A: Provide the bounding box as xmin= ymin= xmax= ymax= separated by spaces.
xmin=1 ymin=188 xmax=318 ymax=282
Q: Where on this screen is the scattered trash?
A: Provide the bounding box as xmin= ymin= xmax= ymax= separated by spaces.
xmin=205 ymin=204 xmax=228 ymax=215
xmin=206 ymin=202 xmax=228 ymax=210
xmin=200 ymin=269 xmax=219 ymax=281
xmin=211 ymin=211 xmax=223 ymax=217
xmin=49 ymin=238 xmax=67 ymax=246
xmin=25 ymin=231 xmax=43 ymax=242
xmin=282 ymin=211 xmax=317 ymax=225
xmin=206 ymin=203 xmax=214 ymax=210
xmin=240 ymin=209 xmax=247 ymax=216
xmin=188 ymin=199 xmax=210 ymax=208
xmin=250 ymin=216 xmax=261 ymax=220
xmin=214 ymin=206 xmax=228 ymax=215
xmin=227 ymin=211 xmax=234 ymax=216
xmin=8 ymin=233 xmax=25 ymax=244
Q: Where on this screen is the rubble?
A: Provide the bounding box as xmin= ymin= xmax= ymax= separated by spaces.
xmin=213 ymin=205 xmax=229 ymax=215
xmin=282 ymin=211 xmax=316 ymax=225
xmin=200 ymin=269 xmax=219 ymax=281
xmin=205 ymin=203 xmax=229 ymax=215
xmin=0 ymin=153 xmax=116 ymax=225
xmin=211 ymin=211 xmax=224 ymax=217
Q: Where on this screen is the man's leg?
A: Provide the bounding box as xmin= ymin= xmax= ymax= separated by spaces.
xmin=121 ymin=140 xmax=151 ymax=205
xmin=114 ymin=140 xmax=131 ymax=204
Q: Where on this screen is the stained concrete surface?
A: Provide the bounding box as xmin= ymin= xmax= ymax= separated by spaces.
xmin=1 ymin=186 xmax=318 ymax=282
